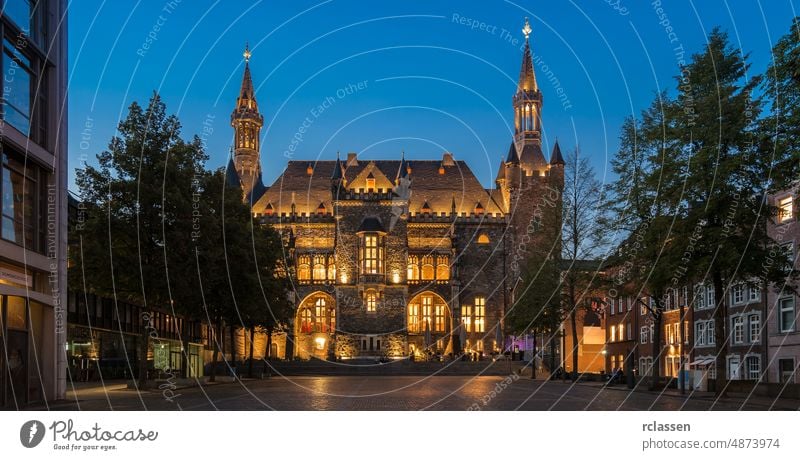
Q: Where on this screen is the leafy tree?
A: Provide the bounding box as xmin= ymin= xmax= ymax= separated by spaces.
xmin=74 ymin=93 xmax=207 ymax=386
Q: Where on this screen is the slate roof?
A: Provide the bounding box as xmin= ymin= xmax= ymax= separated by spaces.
xmin=253 ymin=157 xmax=505 ymax=216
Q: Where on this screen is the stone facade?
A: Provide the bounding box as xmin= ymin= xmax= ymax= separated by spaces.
xmin=228 ymin=24 xmax=565 ymax=360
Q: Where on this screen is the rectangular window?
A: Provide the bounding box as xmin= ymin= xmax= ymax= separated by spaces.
xmin=361 ymin=234 xmax=383 ymax=275
xmin=748 ymin=284 xmax=761 ymax=302
xmin=434 ymin=303 xmax=445 ymax=332
xmin=408 ymin=303 xmax=420 ymax=333
xmin=695 ymin=322 xmax=706 ymax=347
xmin=746 ymin=356 xmax=761 ymax=381
xmin=728 ymin=356 xmax=741 ymax=380
xmin=609 ymin=298 xmax=615 ymax=315
xmin=1 ymin=150 xmax=45 ymax=251
xmin=422 ymin=296 xmax=432 ymax=330
xmin=695 ymin=285 xmax=705 ymax=310
xmin=474 ymin=297 xmax=485 ymax=333
xmin=684 ymin=321 xmax=689 ymax=344
xmin=626 ymin=322 xmax=632 ymax=341
xmin=731 ymin=284 xmax=744 ymax=305
xmin=618 ymin=323 xmax=623 ymax=341
xmin=748 ymin=314 xmax=760 ymax=343
xmin=627 ymin=296 xmax=632 ymax=311
xmin=665 ymin=324 xmax=672 ymax=344
xmin=779 ymin=359 xmax=796 ymax=384
xmin=706 ymin=285 xmax=715 ymax=309
xmin=640 ymin=326 xmax=648 ymax=344
xmin=781 ymin=243 xmax=795 ymax=272
xmin=365 ymin=291 xmax=377 ymax=312
xmin=732 ymin=316 xmax=744 ymax=344
xmin=649 ymin=325 xmax=654 ymax=343
xmin=610 ymin=325 xmax=616 ymax=343
xmin=779 ymin=297 xmax=796 ymax=333
xmin=461 ymin=305 xmax=472 ymax=332
xmin=707 ymin=320 xmax=715 ymax=345
xmin=779 ymin=196 xmax=794 ymax=223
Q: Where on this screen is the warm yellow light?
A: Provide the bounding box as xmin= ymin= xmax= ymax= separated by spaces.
xmin=340 ymin=273 xmax=348 ymax=284
xmin=314 ymin=337 xmax=326 ymax=350
xmin=392 ymin=271 xmax=400 ymax=284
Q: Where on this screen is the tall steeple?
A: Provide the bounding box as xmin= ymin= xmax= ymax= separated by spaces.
xmin=231 ymin=43 xmax=265 ymax=200
xmin=512 ymin=18 xmax=547 ymax=175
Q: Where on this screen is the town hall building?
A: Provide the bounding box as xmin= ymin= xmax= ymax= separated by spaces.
xmin=227 ymin=20 xmax=565 ymax=360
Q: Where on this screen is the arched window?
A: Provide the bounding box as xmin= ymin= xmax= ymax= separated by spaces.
xmin=314 ymin=298 xmax=326 ymax=332
xmin=436 ymin=255 xmax=449 ymax=280
xmin=300 ymin=308 xmax=312 ymax=333
xmin=313 ymin=255 xmax=326 ymax=281
xmin=297 ymin=255 xmax=311 ymax=281
xmin=421 ymin=255 xmax=434 ymax=280
xmin=407 ymin=255 xmax=419 ymax=281
xmin=365 ymin=290 xmax=377 ymax=312
xmin=477 ymin=234 xmax=490 ymax=244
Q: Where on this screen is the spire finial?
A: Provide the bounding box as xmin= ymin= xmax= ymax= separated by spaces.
xmin=522 ymin=17 xmax=532 ymax=40
xmin=243 ymin=42 xmax=251 ymax=62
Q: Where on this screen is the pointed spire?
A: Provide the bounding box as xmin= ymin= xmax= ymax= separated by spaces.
xmin=517 ymin=18 xmax=537 ymax=93
xmin=451 ymin=194 xmax=457 ymax=215
xmin=331 ymin=151 xmax=344 ymax=181
xmin=397 ymin=150 xmax=409 ymax=181
xmin=550 ymin=140 xmax=565 ymax=165
xmin=495 ymin=159 xmax=506 ymax=183
xmin=505 ymin=141 xmax=519 ymax=164
xmin=237 ymin=43 xmax=257 ymax=111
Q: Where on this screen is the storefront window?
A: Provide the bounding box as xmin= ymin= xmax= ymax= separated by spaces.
xmin=1 ymin=150 xmax=44 ymax=251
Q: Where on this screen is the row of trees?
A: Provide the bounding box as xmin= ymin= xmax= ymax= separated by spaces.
xmin=72 ymin=94 xmax=291 ymax=387
xmin=508 ymin=20 xmax=800 ymax=393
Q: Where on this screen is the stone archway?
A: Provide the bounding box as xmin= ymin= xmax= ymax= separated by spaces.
xmin=294 ymin=292 xmax=336 ymax=360
xmin=407 ymin=291 xmax=452 ymax=357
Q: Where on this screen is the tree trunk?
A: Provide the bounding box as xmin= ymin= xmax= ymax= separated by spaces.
xmin=137 ymin=311 xmax=151 ymax=388
xmin=570 ymin=307 xmax=579 ymax=381
xmin=531 ymin=329 xmax=537 ymax=379
xmin=230 ymin=325 xmax=237 ymax=376
xmin=549 ymin=331 xmax=556 ymax=374
xmin=712 ymin=270 xmax=727 ymax=396
xmin=209 ymin=317 xmax=221 ymax=383
xmin=248 ymin=327 xmax=255 ymax=378
xmin=649 ymin=307 xmax=663 ymax=391
xmin=265 ymin=326 xmax=273 ymax=361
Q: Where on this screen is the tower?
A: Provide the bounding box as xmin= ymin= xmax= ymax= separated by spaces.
xmin=231 ymin=44 xmax=264 ymax=199
xmin=510 ymin=18 xmax=548 ymax=177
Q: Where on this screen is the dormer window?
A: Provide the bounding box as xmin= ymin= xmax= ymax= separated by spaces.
xmin=366 ymin=178 xmax=375 ymax=190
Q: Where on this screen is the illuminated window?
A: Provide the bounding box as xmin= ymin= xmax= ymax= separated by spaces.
xmin=313 ymin=255 xmax=326 ymax=281
xmin=327 ymin=257 xmax=336 ymax=281
xmin=422 ymin=295 xmax=433 ymax=329
xmin=315 ymin=298 xmax=327 ymax=332
xmin=477 ymin=234 xmax=490 ymax=244
xmin=779 ymin=196 xmax=793 ymax=222
xmin=461 ymin=305 xmax=472 ymax=332
xmin=407 ymin=255 xmax=419 ymax=280
xmin=421 ymin=255 xmax=434 ymax=280
xmin=436 ymin=255 xmax=449 ymax=280
xmin=474 ymin=297 xmax=485 ymax=333
xmin=434 ymin=303 xmax=446 ymax=332
xmin=476 ymin=340 xmax=484 ymax=352
xmin=610 ymin=325 xmax=616 ymax=343
xmin=297 ymin=255 xmax=311 ymax=281
xmin=408 ymin=302 xmax=420 ymax=333
xmin=300 ymin=308 xmax=312 ymax=333
xmin=360 ymin=234 xmax=383 ymax=275
xmin=330 ymin=307 xmax=336 ymax=332
xmin=366 ymin=291 xmax=377 ymax=312
xmin=366 ymin=177 xmax=376 ymax=190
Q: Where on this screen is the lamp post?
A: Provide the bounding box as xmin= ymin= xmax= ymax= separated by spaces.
xmin=560 ymin=328 xmax=567 ymax=382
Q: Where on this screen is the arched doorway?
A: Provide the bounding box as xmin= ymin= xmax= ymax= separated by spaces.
xmin=407 ymin=291 xmax=451 ymax=358
xmin=294 ymin=292 xmax=336 ymax=360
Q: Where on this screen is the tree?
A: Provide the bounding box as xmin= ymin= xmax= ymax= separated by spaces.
xmin=74 ymin=93 xmax=208 ymax=387
xmin=560 ymin=147 xmax=609 ymax=380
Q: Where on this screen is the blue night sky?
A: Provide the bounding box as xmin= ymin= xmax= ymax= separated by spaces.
xmin=68 ymin=1 xmax=798 ymax=191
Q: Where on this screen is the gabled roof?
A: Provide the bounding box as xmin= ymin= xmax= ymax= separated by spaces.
xmin=358 ymin=217 xmax=385 ymax=233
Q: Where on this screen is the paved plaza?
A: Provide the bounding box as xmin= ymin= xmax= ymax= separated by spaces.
xmin=36 ymin=376 xmax=800 ymax=411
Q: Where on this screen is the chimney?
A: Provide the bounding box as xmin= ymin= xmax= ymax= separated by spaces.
xmin=442 ymin=152 xmax=455 ymax=166
xmin=346 ymin=152 xmax=358 ymax=166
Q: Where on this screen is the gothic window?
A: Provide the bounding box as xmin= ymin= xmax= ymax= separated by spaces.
xmin=434 ymin=304 xmax=446 ymax=332
xmin=360 ymin=234 xmax=383 ymax=275
xmin=474 ymin=297 xmax=485 ymax=333
xmin=300 ymin=308 xmax=312 ymax=333
xmin=408 ymin=302 xmax=420 ymax=333
xmin=421 ymin=255 xmax=434 ymax=280
xmin=365 ymin=290 xmax=377 ymax=312
xmin=313 ymin=255 xmax=326 ymax=281
xmin=314 ymin=298 xmax=326 ymax=332
xmin=407 ymin=255 xmax=420 ymax=281
xmin=436 ymin=255 xmax=449 ymax=280
xmin=297 ymin=255 xmax=311 ymax=282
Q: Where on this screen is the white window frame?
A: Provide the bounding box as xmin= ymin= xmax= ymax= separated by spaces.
xmin=745 ymin=355 xmax=761 ymax=381
xmin=748 ymin=313 xmax=761 ymax=343
xmin=778 ymin=195 xmax=793 ymax=223
xmin=640 ymin=326 xmax=648 ymax=344
xmin=779 ymin=297 xmax=796 ymax=333
xmin=748 ymin=284 xmax=761 ymax=302
xmin=695 ymin=322 xmax=706 ymax=346
xmin=731 ymin=284 xmax=744 ymax=305
xmin=732 ymin=315 xmax=744 ymax=344
xmin=706 ymin=320 xmax=715 ymax=345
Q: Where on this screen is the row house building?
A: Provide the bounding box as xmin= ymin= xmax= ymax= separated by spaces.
xmin=603 ymin=191 xmax=799 ymax=388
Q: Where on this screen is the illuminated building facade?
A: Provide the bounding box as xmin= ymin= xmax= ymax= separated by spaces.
xmin=229 ymin=20 xmax=564 ymax=360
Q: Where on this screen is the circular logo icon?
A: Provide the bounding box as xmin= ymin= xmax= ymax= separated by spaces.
xmin=20 ymin=420 xmax=45 ymax=448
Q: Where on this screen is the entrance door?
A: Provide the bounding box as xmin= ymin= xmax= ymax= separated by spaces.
xmin=728 ymin=356 xmax=741 ymax=380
